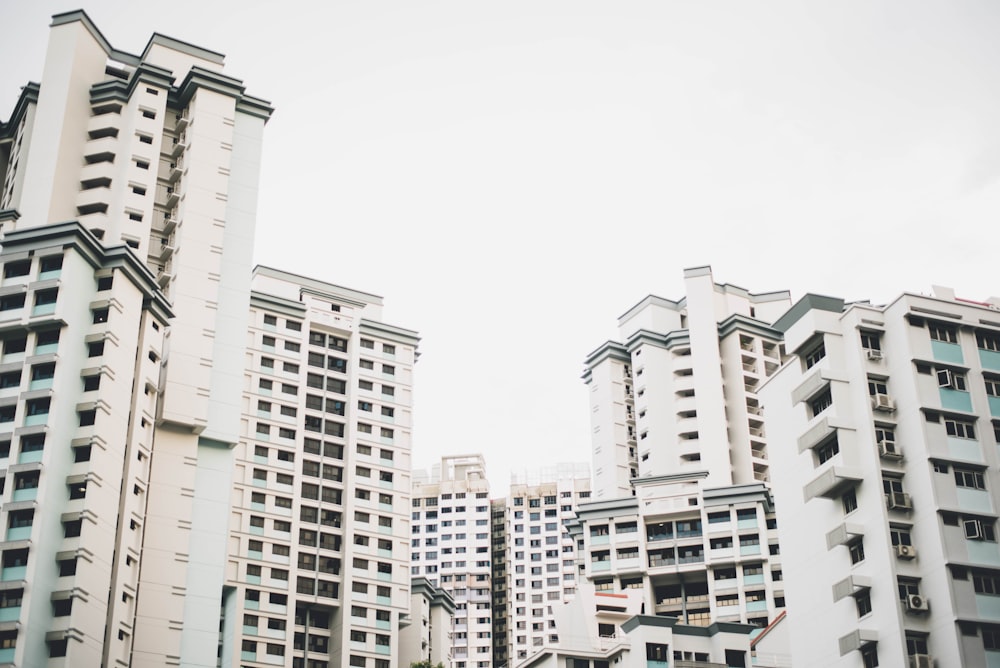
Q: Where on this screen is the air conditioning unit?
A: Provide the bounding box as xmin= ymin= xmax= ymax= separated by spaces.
xmin=906 ymin=594 xmax=930 ymax=613
xmin=878 ymin=439 xmax=902 ymax=459
xmin=866 ymin=349 xmax=883 ymax=361
xmin=895 ymin=544 xmax=917 ymax=560
xmin=910 ymin=654 xmax=933 ymax=668
xmin=872 ymin=394 xmax=896 ymax=412
xmin=887 ymin=492 xmax=912 ymax=511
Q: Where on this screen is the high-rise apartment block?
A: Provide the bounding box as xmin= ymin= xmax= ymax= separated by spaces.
xmin=224 ymin=267 xmax=419 ymax=668
xmin=411 ymin=456 xmax=493 ymax=668
xmin=0 ymin=10 xmax=270 ymax=666
xmin=494 ymin=464 xmax=591 ymax=665
xmin=573 ymin=267 xmax=790 ymax=641
xmin=761 ymin=286 xmax=1000 ymax=667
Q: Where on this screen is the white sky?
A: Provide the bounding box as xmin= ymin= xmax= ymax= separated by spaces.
xmin=3 ymin=1 xmax=999 ymax=489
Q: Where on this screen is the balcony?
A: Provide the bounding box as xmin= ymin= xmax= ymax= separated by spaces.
xmin=804 ymin=466 xmax=862 ymax=501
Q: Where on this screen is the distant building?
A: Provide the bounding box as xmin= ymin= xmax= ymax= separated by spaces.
xmin=412 ymin=456 xmax=494 ymax=668
xmin=496 ymin=463 xmax=591 ymax=664
xmin=761 ymin=286 xmax=1000 ymax=667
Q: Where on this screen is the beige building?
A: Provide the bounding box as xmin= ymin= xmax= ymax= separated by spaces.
xmin=224 ymin=266 xmax=419 ymax=668
xmin=400 ymin=577 xmax=455 ymax=667
xmin=0 ymin=10 xmax=270 ymax=667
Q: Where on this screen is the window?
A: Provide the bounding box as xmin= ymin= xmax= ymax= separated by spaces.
xmin=810 ymin=389 xmax=832 ymax=416
xmin=938 ymin=368 xmax=967 ymax=391
xmin=804 ymin=340 xmax=826 ymax=369
xmin=860 ymin=644 xmax=878 ymax=668
xmin=860 ymin=331 xmax=882 ymax=351
xmin=816 ymin=437 xmax=840 ymax=464
xmin=867 ymin=378 xmax=888 ymax=396
xmin=0 ymin=294 xmax=25 ymax=311
xmin=955 ymin=467 xmax=986 ymax=490
xmin=929 ymin=323 xmax=957 ymax=343
xmin=964 ymin=517 xmax=997 ymax=541
xmin=849 ymin=538 xmax=865 ymax=564
xmin=897 ymin=577 xmax=921 ymax=602
xmin=945 ymin=418 xmax=976 ymax=439
xmin=842 ymin=489 xmax=858 ymax=514
xmin=890 ymin=525 xmax=912 ymax=547
xmin=978 ymin=331 xmax=1000 ymax=352
xmin=986 ymin=378 xmax=1000 ymax=397
xmin=973 ymin=572 xmax=1000 ymax=595
xmin=3 ymin=261 xmax=29 ymax=278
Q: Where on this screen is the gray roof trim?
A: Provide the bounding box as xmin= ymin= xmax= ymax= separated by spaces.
xmin=621 ymin=614 xmax=755 ymax=636
xmin=142 ymin=33 xmax=226 ymax=65
xmin=574 ymin=496 xmax=639 ymax=519
xmin=254 ymin=265 xmax=383 ymax=306
xmin=583 ymin=340 xmax=630 ymax=369
xmin=358 ymin=320 xmax=420 ymax=347
xmin=50 ymin=10 xmax=114 ymax=57
xmin=411 ymin=576 xmax=456 ymax=614
xmin=625 ymin=328 xmax=691 ymax=354
xmin=1 ymin=222 xmax=172 ymax=322
xmin=718 ymin=314 xmax=783 ymax=340
xmin=173 ymin=67 xmax=274 ymax=122
xmin=249 ymin=292 xmax=307 ymax=319
xmin=0 ymin=83 xmax=40 ymax=139
xmin=773 ymin=294 xmax=845 ymax=333
xmin=632 ymin=471 xmax=710 ymax=486
xmin=618 ymin=293 xmax=684 ymax=324
xmin=90 ymin=63 xmax=176 ymax=105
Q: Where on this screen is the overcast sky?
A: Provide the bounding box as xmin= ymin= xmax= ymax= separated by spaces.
xmin=3 ymin=1 xmax=999 ymax=488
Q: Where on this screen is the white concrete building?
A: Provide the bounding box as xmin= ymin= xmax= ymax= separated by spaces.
xmin=497 ymin=463 xmax=591 ymax=665
xmin=516 ymin=582 xmax=756 ymax=668
xmin=225 ymin=266 xmax=419 ymax=668
xmin=412 ymin=456 xmax=493 ymax=668
xmin=0 ymin=10 xmax=270 ymax=667
xmin=761 ymin=286 xmax=1000 ymax=667
xmin=400 ymin=577 xmax=455 ymax=668
xmin=584 ymin=266 xmax=792 ymax=499
xmin=575 ymin=267 xmax=789 ymax=635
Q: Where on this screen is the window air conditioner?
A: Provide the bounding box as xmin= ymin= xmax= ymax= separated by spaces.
xmin=878 ymin=439 xmax=901 ymax=459
xmin=866 ymin=349 xmax=883 ymax=361
xmin=886 ymin=492 xmax=912 ymax=511
xmin=909 ymin=655 xmax=933 ymax=668
xmin=906 ymin=594 xmax=930 ymax=613
xmin=895 ymin=544 xmax=917 ymax=560
xmin=871 ymin=394 xmax=895 ymax=412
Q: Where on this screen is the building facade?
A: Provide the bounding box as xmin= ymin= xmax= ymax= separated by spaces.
xmin=571 ymin=267 xmax=790 ymax=642
xmin=761 ymin=286 xmax=1000 ymax=667
xmin=496 ymin=464 xmax=591 ymax=665
xmin=224 ymin=266 xmax=419 ymax=668
xmin=400 ymin=577 xmax=455 ymax=667
xmin=411 ymin=456 xmax=494 ymax=668
xmin=0 ymin=10 xmax=270 ymax=667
